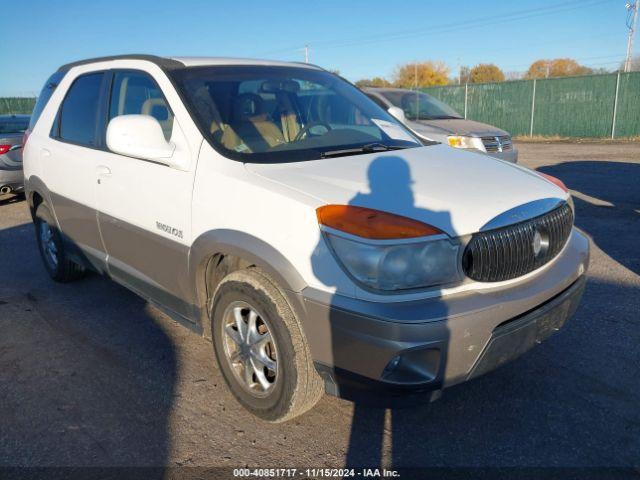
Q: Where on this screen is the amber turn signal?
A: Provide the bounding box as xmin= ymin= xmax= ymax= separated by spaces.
xmin=316 ymin=205 xmax=443 ymax=240
xmin=539 ymin=172 xmax=569 ymax=193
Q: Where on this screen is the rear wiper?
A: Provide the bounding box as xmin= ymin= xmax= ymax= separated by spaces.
xmin=320 ymin=143 xmax=408 ymax=159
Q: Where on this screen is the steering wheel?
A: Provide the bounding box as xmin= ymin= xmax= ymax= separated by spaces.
xmin=293 ymin=122 xmax=332 ymax=141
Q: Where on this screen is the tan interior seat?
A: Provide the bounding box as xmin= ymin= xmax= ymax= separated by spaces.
xmin=220 ymin=93 xmax=285 ymax=152
xmin=275 ymin=92 xmax=301 ymax=142
xmin=141 ymin=98 xmax=173 ymax=139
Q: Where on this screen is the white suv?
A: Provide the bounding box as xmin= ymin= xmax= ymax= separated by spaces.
xmin=23 ymin=55 xmax=589 ymax=422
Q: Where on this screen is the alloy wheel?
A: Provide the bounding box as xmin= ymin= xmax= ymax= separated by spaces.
xmin=39 ymin=220 xmax=58 ymax=270
xmin=222 ymin=301 xmax=278 ymax=397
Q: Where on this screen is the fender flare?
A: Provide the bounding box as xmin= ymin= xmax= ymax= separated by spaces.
xmin=188 ymin=229 xmax=308 ymax=336
xmin=24 ymin=175 xmax=60 ymax=226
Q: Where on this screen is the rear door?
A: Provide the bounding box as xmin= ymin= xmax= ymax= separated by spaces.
xmin=94 ymin=69 xmax=197 ymax=318
xmin=45 ymin=71 xmax=108 ymax=271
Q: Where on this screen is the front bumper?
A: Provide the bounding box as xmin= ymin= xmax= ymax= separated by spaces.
xmin=298 ymin=228 xmax=589 ymax=404
xmin=486 ymin=147 xmax=518 ymax=163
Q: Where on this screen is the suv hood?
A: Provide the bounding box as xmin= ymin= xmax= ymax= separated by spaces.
xmin=245 ymin=144 xmax=566 ymax=237
xmin=409 ymin=118 xmax=509 ymax=137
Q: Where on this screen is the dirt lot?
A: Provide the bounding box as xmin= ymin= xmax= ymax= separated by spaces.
xmin=1 ymin=142 xmax=639 ymax=475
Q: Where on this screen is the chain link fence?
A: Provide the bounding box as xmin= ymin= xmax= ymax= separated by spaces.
xmin=3 ymin=72 xmax=639 ymax=138
xmin=422 ymin=72 xmax=640 ymax=138
xmin=0 ymin=97 xmax=36 ymax=115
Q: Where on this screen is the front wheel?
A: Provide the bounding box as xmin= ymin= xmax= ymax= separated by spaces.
xmin=211 ymin=268 xmax=323 ymax=422
xmin=34 ymin=204 xmax=85 ymax=282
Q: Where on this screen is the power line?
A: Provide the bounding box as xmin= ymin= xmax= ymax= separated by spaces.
xmin=459 ymin=32 xmax=619 ymax=59
xmin=316 ymin=0 xmax=611 ymax=50
xmin=256 ymin=0 xmax=613 ymax=57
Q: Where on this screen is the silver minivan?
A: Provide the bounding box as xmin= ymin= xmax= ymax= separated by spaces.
xmin=364 ymin=87 xmax=518 ymax=163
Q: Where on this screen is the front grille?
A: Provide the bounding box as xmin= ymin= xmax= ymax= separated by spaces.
xmin=463 ymin=203 xmax=573 ymax=282
xmin=482 ymin=135 xmax=512 ymax=153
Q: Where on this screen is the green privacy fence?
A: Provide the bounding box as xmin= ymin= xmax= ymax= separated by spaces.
xmin=422 ymin=72 xmax=640 ymax=138
xmin=0 ymin=97 xmax=36 ymax=115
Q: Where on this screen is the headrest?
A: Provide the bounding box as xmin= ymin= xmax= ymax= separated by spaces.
xmin=233 ymin=93 xmax=264 ymax=122
xmin=141 ymin=98 xmax=170 ymax=121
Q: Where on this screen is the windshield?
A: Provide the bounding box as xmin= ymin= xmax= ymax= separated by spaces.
xmin=0 ymin=117 xmax=29 ymax=135
xmin=171 ymin=66 xmax=421 ymax=163
xmin=379 ymin=91 xmax=462 ymax=121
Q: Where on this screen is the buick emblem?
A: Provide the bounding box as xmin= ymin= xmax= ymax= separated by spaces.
xmin=532 ymin=230 xmax=543 ymax=257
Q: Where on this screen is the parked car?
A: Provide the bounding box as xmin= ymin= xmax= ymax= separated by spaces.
xmin=0 ymin=114 xmax=30 ymax=196
xmin=24 ymin=55 xmax=587 ymax=422
xmin=363 ymin=87 xmax=518 ymax=163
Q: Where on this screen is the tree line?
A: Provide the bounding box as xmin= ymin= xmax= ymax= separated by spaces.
xmin=354 ymin=57 xmax=624 ymax=89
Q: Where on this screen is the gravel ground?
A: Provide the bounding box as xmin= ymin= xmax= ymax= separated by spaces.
xmin=0 ymin=142 xmax=638 ymax=475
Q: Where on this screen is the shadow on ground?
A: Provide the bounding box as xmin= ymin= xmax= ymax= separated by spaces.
xmin=0 ymin=218 xmax=177 ymax=471
xmin=0 ymin=193 xmax=24 ymax=207
xmin=539 ymin=161 xmax=640 ymax=275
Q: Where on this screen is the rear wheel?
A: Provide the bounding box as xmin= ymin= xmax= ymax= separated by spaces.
xmin=211 ymin=268 xmax=323 ymax=422
xmin=34 ymin=204 xmax=85 ymax=282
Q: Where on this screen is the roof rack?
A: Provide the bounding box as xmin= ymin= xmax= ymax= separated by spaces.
xmin=57 ymin=54 xmax=185 ymax=72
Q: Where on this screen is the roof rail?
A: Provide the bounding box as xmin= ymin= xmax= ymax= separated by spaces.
xmin=57 ymin=54 xmax=185 ymax=72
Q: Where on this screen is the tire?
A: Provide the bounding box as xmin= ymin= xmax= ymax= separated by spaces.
xmin=211 ymin=268 xmax=323 ymax=422
xmin=34 ymin=203 xmax=85 ymax=283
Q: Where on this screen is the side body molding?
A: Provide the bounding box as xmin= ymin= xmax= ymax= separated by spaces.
xmin=188 ymin=229 xmax=309 ymax=338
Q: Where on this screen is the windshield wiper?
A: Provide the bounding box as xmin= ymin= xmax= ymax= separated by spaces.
xmin=320 ymin=143 xmax=409 ymax=159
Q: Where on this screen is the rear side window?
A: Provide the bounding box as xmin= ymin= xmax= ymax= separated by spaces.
xmin=29 ymin=71 xmax=66 ymax=130
xmin=109 ymin=71 xmax=174 ymax=140
xmin=58 ymin=73 xmax=104 ymax=146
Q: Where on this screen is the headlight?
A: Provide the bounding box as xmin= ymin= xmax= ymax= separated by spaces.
xmin=317 ymin=205 xmax=462 ymax=292
xmin=447 ymin=135 xmax=485 ymax=151
xmin=325 ymin=232 xmax=461 ymax=291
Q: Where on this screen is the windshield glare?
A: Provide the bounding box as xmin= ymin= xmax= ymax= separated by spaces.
xmin=380 ymin=91 xmax=462 ymax=121
xmin=171 ymin=66 xmax=421 ymax=162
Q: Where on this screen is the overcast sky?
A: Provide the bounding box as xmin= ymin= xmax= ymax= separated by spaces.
xmin=0 ymin=0 xmax=630 ymax=96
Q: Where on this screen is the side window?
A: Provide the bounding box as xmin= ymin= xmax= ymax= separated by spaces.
xmin=30 ymin=70 xmax=66 ymax=131
xmin=58 ymin=72 xmax=104 ymax=146
xmin=109 ymin=71 xmax=174 ymax=140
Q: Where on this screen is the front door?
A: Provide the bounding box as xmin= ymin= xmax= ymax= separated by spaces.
xmin=94 ymin=69 xmax=196 ymax=318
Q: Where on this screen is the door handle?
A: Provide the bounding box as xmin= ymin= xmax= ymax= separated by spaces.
xmin=96 ymin=165 xmax=112 ymax=184
xmin=41 ymin=148 xmax=51 ymax=157
xmin=96 ymin=165 xmax=112 ymax=177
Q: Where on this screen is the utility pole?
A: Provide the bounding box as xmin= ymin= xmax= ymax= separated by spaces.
xmin=625 ymin=0 xmax=639 ymax=72
xmin=304 ymin=44 xmax=309 ymax=63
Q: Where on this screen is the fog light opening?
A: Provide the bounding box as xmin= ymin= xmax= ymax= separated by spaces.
xmin=381 ymin=348 xmax=441 ymax=385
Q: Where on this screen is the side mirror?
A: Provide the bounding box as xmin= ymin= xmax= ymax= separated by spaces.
xmin=387 ymin=106 xmax=406 ymax=123
xmin=106 ymin=115 xmax=175 ymax=163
